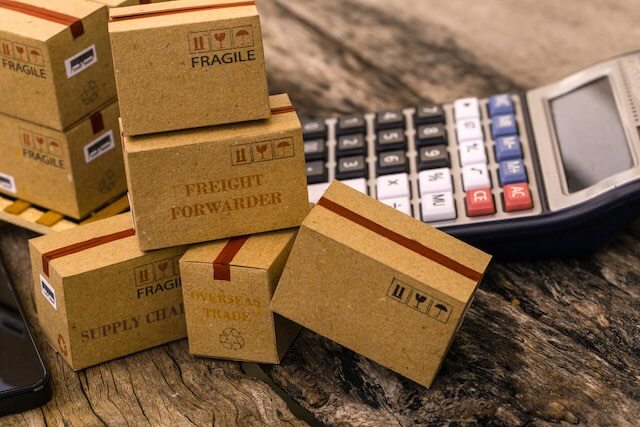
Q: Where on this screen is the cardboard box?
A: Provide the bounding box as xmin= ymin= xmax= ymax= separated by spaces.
xmin=108 ymin=0 xmax=270 ymax=135
xmin=30 ymin=213 xmax=187 ymax=370
xmin=0 ymin=99 xmax=126 ymax=219
xmin=180 ymin=229 xmax=300 ymax=363
xmin=271 ymin=182 xmax=492 ymax=388
xmin=89 ymin=0 xmax=169 ymax=7
xmin=123 ymin=94 xmax=309 ymax=251
xmin=0 ymin=0 xmax=116 ymax=130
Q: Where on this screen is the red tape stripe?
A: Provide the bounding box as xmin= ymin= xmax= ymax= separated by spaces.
xmin=0 ymin=0 xmax=84 ymax=39
xmin=316 ymin=197 xmax=483 ymax=282
xmin=213 ymin=236 xmax=249 ymax=281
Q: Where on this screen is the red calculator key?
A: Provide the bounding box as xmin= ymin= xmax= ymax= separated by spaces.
xmin=503 ymin=183 xmax=533 ymax=212
xmin=466 ymin=188 xmax=495 ymax=216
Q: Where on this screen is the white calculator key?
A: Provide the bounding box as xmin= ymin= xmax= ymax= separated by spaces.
xmin=454 ymin=97 xmax=480 ymax=121
xmin=340 ymin=178 xmax=368 ymax=195
xmin=381 ymin=197 xmax=412 ymax=216
xmin=459 ymin=140 xmax=487 ymax=166
xmin=376 ymin=173 xmax=410 ymax=200
xmin=421 ymin=192 xmax=456 ymax=222
xmin=462 ymin=164 xmax=491 ymax=191
xmin=308 ymin=182 xmax=330 ymax=203
xmin=418 ymin=168 xmax=452 ymax=195
xmin=456 ymin=118 xmax=483 ymax=142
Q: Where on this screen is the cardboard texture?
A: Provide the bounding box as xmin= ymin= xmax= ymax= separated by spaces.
xmin=0 ymin=0 xmax=116 ymax=130
xmin=29 ymin=213 xmax=187 ymax=371
xmin=0 ymin=99 xmax=126 ymax=219
xmin=180 ymin=229 xmax=300 ymax=364
xmin=108 ymin=0 xmax=270 ymax=135
xmin=271 ymin=181 xmax=492 ymax=388
xmin=89 ymin=0 xmax=169 ymax=7
xmin=123 ymin=94 xmax=309 ymax=251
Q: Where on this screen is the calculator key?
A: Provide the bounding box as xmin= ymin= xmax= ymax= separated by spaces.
xmin=337 ymin=134 xmax=366 ymax=156
xmin=491 ymin=114 xmax=518 ymax=138
xmin=418 ymin=145 xmax=449 ymax=170
xmin=304 ymin=139 xmax=326 ymax=160
xmin=499 ymin=159 xmax=527 ymax=186
xmin=308 ymin=182 xmax=331 ymax=203
xmin=454 ymin=97 xmax=480 ymax=121
xmin=421 ymin=192 xmax=456 ymax=222
xmin=337 ymin=114 xmax=366 ymax=135
xmin=340 ymin=178 xmax=368 ymax=195
xmin=416 ymin=124 xmax=446 ymax=146
xmin=503 ymin=183 xmax=533 ymax=212
xmin=462 ymin=163 xmax=491 ymax=191
xmin=456 ymin=118 xmax=483 ymax=142
xmin=465 ymin=188 xmax=496 ymax=217
xmin=302 ymin=118 xmax=326 ymax=139
xmin=377 ymin=128 xmax=406 ymax=151
xmin=377 ymin=150 xmax=408 ymax=175
xmin=376 ymin=110 xmax=405 ymax=130
xmin=306 ymin=160 xmax=327 ymax=184
xmin=418 ymin=168 xmax=452 ymax=194
xmin=381 ymin=197 xmax=412 ymax=216
xmin=488 ymin=94 xmax=515 ymax=117
xmin=494 ymin=135 xmax=522 ymax=162
xmin=458 ymin=140 xmax=487 ymax=166
xmin=376 ymin=173 xmax=410 ymax=200
xmin=336 ymin=155 xmax=367 ymax=180
xmin=415 ymin=104 xmax=445 ymax=125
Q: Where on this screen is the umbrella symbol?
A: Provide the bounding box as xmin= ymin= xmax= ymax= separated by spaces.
xmin=276 ymin=140 xmax=291 ymax=156
xmin=235 ymin=29 xmax=250 ymax=45
xmin=433 ymin=303 xmax=448 ymax=317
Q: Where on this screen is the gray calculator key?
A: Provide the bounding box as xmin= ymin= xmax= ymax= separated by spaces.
xmin=377 ymin=150 xmax=408 ymax=175
xmin=306 ymin=160 xmax=327 ymax=184
xmin=418 ymin=145 xmax=449 ymax=170
xmin=376 ymin=128 xmax=406 ymax=151
xmin=302 ymin=119 xmax=326 ymax=138
xmin=304 ymin=139 xmax=326 ymax=160
xmin=375 ymin=110 xmax=405 ymax=130
xmin=417 ymin=124 xmax=446 ymax=146
xmin=337 ymin=155 xmax=368 ymax=179
xmin=415 ymin=104 xmax=445 ymax=125
xmin=337 ymin=134 xmax=366 ymax=155
xmin=337 ymin=114 xmax=366 ymax=135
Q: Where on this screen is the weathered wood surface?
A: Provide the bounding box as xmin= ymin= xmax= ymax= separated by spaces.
xmin=3 ymin=0 xmax=640 ymax=425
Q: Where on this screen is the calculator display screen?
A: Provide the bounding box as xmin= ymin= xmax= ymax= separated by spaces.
xmin=550 ymin=77 xmax=633 ymax=193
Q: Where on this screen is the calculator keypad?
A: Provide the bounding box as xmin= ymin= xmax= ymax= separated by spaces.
xmin=303 ymin=94 xmax=542 ymax=227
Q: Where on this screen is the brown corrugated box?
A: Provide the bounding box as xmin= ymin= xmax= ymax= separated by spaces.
xmin=29 ymin=213 xmax=187 ymax=371
xmin=108 ymin=0 xmax=270 ymax=135
xmin=0 ymin=99 xmax=126 ymax=219
xmin=123 ymin=94 xmax=309 ymax=251
xmin=89 ymin=0 xmax=169 ymax=7
xmin=0 ymin=0 xmax=116 ymax=130
xmin=180 ymin=229 xmax=300 ymax=364
xmin=271 ymin=181 xmax=492 ymax=388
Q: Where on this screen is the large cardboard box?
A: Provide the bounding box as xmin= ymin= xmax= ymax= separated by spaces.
xmin=180 ymin=229 xmax=300 ymax=364
xmin=89 ymin=0 xmax=169 ymax=7
xmin=123 ymin=94 xmax=309 ymax=251
xmin=30 ymin=214 xmax=187 ymax=371
xmin=0 ymin=99 xmax=126 ymax=219
xmin=108 ymin=0 xmax=270 ymax=135
xmin=271 ymin=182 xmax=492 ymax=388
xmin=0 ymin=0 xmax=116 ymax=130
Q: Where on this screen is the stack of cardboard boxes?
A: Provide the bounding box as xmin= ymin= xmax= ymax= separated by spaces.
xmin=29 ymin=0 xmax=492 ymax=388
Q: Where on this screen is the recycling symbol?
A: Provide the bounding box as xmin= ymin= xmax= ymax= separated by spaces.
xmin=81 ymin=80 xmax=99 ymax=105
xmin=219 ymin=327 xmax=245 ymax=350
xmin=98 ymin=169 xmax=116 ymax=194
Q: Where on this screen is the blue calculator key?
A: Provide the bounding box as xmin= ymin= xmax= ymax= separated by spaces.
xmin=495 ymin=135 xmax=522 ymax=161
xmin=488 ymin=94 xmax=514 ymax=117
xmin=492 ymin=114 xmax=518 ymax=138
xmin=499 ymin=159 xmax=527 ymax=186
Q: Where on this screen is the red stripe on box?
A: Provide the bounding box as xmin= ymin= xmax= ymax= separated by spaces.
xmin=0 ymin=0 xmax=84 ymax=38
xmin=213 ymin=236 xmax=249 ymax=281
xmin=109 ymin=1 xmax=256 ymax=22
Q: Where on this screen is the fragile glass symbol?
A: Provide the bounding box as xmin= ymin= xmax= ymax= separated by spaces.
xmin=214 ymin=32 xmax=226 ymax=48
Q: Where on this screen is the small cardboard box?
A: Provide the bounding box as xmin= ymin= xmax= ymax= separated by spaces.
xmin=0 ymin=99 xmax=126 ymax=219
xmin=180 ymin=229 xmax=300 ymax=364
xmin=108 ymin=0 xmax=270 ymax=135
xmin=30 ymin=213 xmax=187 ymax=371
xmin=271 ymin=182 xmax=492 ymax=388
xmin=123 ymin=94 xmax=309 ymax=251
xmin=0 ymin=0 xmax=116 ymax=130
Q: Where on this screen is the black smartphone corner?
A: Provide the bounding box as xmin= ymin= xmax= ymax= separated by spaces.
xmin=0 ymin=255 xmax=51 ymax=417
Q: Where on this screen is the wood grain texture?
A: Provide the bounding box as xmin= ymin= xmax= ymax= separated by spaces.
xmin=3 ymin=0 xmax=640 ymax=425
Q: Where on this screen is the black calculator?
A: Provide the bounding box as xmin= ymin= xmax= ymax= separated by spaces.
xmin=302 ymin=51 xmax=640 ymax=258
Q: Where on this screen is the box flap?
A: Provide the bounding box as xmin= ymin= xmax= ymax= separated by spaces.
xmin=29 ymin=212 xmax=146 ymax=277
xmin=181 ymin=228 xmax=296 ymax=271
xmin=109 ymin=0 xmax=258 ymax=32
xmin=0 ymin=0 xmax=102 ymax=42
xmin=123 ymin=94 xmax=296 ymax=153
xmin=305 ymin=181 xmax=492 ymax=303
